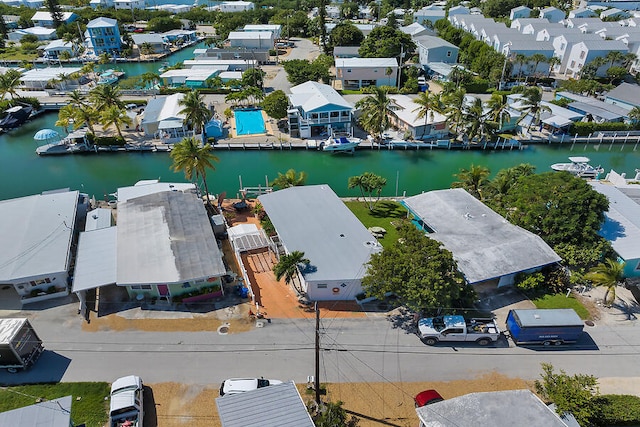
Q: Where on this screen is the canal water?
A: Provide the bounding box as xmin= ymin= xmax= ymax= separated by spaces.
xmin=4 ymin=110 xmax=640 ymax=200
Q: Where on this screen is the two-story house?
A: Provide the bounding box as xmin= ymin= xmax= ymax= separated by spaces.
xmin=414 ymin=35 xmax=459 ymax=65
xmin=539 ymin=6 xmax=566 ymax=23
xmin=87 ymin=17 xmax=122 ymax=55
xmin=509 ymin=6 xmax=532 ymax=20
xmin=564 ymin=39 xmax=628 ymax=77
xmin=335 ymin=57 xmax=398 ymax=90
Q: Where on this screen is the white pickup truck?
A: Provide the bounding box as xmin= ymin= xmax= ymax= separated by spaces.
xmin=109 ymin=375 xmax=144 ymax=427
xmin=418 ymin=315 xmax=501 ymax=346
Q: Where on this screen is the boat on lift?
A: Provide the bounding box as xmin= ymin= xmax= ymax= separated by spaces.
xmin=551 ymin=156 xmax=604 ymax=178
xmin=321 ymin=135 xmax=361 ymax=153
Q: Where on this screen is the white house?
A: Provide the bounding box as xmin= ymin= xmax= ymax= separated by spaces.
xmin=540 ymin=6 xmax=566 ymax=23
xmin=335 ymin=57 xmax=398 ymax=90
xmin=182 ymin=58 xmax=256 ymax=71
xmin=564 ymin=39 xmax=628 ymax=77
xmin=509 ymin=5 xmax=532 ymax=20
xmin=413 ymin=5 xmax=445 ymax=26
xmin=228 ymin=31 xmax=274 ymax=49
xmin=552 ymin=32 xmax=602 ymax=73
xmin=387 ymin=94 xmax=449 ymax=140
xmin=258 ymin=185 xmax=381 ymax=301
xmin=131 ymin=33 xmax=167 ymax=53
xmin=216 ymin=0 xmax=254 ymax=12
xmin=510 ymin=18 xmax=544 ymax=32
xmin=140 ymin=93 xmax=186 ymax=137
xmin=400 ymin=22 xmax=432 ymax=38
xmin=8 ymin=27 xmax=56 ymax=41
xmin=31 ymin=11 xmax=77 ymax=27
xmin=20 ymin=66 xmax=82 ymax=89
xmin=243 ymin=24 xmax=281 ymax=39
xmin=41 ymin=39 xmax=75 ymax=59
xmin=114 ymin=0 xmax=146 ymax=10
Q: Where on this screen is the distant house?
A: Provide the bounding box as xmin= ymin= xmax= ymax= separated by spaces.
xmin=31 ymin=11 xmax=77 ymax=27
xmin=333 ymin=46 xmax=360 ymax=58
xmin=243 ymin=24 xmax=281 ymax=39
xmin=20 ymin=66 xmax=82 ymax=89
xmin=182 ymin=58 xmax=256 ymax=71
xmin=604 ymin=82 xmax=640 ymax=111
xmin=114 ymin=0 xmax=145 ymax=10
xmin=287 ymin=81 xmax=353 ymax=138
xmin=448 ymin=5 xmax=469 ymax=16
xmin=42 ymin=39 xmax=75 ymax=59
xmin=590 ymin=172 xmax=640 ymax=279
xmin=87 ymin=17 xmax=121 ymax=55
xmin=510 ymin=18 xmax=542 ymax=32
xmin=0 ymin=190 xmax=85 ymax=305
xmin=0 ymin=395 xmax=73 ymax=427
xmin=8 ymin=26 xmax=56 ymax=41
xmin=258 ymin=185 xmax=381 ymax=301
xmin=600 ymin=8 xmax=630 ymax=20
xmin=335 ymin=57 xmax=398 ymax=90
xmin=131 ymin=33 xmax=167 ymax=53
xmin=556 ymin=90 xmax=629 ymax=122
xmin=195 ymin=47 xmax=270 ymax=63
xmin=215 ymin=1 xmax=254 ymax=12
xmin=2 ymin=15 xmax=20 ymax=29
xmin=414 ymin=35 xmax=459 ymax=65
xmin=569 ymin=7 xmax=597 ymax=18
xmin=90 ymin=0 xmax=114 ymax=8
xmin=162 ymin=29 xmax=197 ymax=44
xmin=551 ymin=32 xmax=602 ymax=74
xmin=160 ymin=68 xmax=220 ymax=88
xmin=402 ymin=188 xmax=561 ymax=287
xmin=228 ymin=31 xmax=274 ymax=49
xmin=140 ymin=93 xmax=186 ymax=137
xmin=539 ymin=6 xmax=566 ymax=23
xmin=509 ymin=5 xmax=532 ymax=20
xmin=413 ymin=5 xmax=445 ymax=26
xmin=400 ymin=22 xmax=432 ymax=38
xmin=564 ymin=39 xmax=628 ymax=78
xmin=387 ymin=94 xmax=449 ymax=140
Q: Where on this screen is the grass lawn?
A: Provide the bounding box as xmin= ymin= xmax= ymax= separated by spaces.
xmin=0 ymin=48 xmax=37 ymax=61
xmin=0 ymin=382 xmax=110 ymax=427
xmin=531 ymin=293 xmax=590 ymax=319
xmin=344 ymin=200 xmax=407 ymax=248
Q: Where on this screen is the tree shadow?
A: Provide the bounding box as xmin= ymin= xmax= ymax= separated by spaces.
xmin=369 ymin=201 xmax=407 ymax=219
xmin=386 ymin=306 xmax=418 ymax=334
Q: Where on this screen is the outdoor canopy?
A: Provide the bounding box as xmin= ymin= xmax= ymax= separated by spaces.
xmin=33 ymin=128 xmax=60 ymax=141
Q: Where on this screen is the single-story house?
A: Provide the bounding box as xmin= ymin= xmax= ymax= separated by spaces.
xmin=8 ymin=27 xmax=56 ymax=41
xmin=2 ymin=15 xmax=20 ymax=29
xmin=216 ymin=382 xmax=315 ymax=427
xmin=258 ymin=185 xmax=381 ymax=301
xmin=163 ymin=29 xmax=197 ymax=44
xmin=182 ymin=58 xmax=257 ymax=71
xmin=20 ymin=66 xmax=82 ymax=90
xmin=387 ymin=94 xmax=448 ymax=140
xmin=140 ymin=93 xmax=186 ymax=137
xmin=160 ymin=68 xmax=221 ymax=88
xmin=335 ymin=57 xmax=398 ymax=90
xmin=589 ymin=171 xmax=640 ymax=278
xmin=416 ymin=390 xmax=571 ymax=426
xmin=243 ymin=24 xmax=281 ymax=39
xmin=287 ymin=81 xmax=354 ymax=138
xmin=114 ymin=0 xmax=145 ymax=9
xmin=556 ymin=91 xmax=630 ymax=122
xmin=31 ymin=11 xmax=77 ymax=27
xmin=0 ymin=395 xmax=73 ymax=427
xmin=402 ymin=188 xmax=561 ymax=287
xmin=194 ymin=47 xmax=270 ymax=63
xmin=131 ymin=33 xmax=168 ymax=53
xmin=399 ymin=22 xmax=432 ymax=38
xmin=215 ymin=1 xmax=255 ymax=12
xmin=0 ymin=190 xmax=83 ymax=304
xmin=228 ymin=31 xmax=274 ymax=49
xmin=41 ymin=39 xmax=75 ymax=59
xmin=604 ymin=82 xmax=640 ymax=111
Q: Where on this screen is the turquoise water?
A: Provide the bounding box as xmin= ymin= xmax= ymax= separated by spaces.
xmin=235 ymin=109 xmax=266 ymax=135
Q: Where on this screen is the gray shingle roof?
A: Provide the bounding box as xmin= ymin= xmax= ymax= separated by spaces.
xmin=605 ymin=82 xmax=640 ymax=108
xmin=414 ymin=35 xmax=458 ymax=49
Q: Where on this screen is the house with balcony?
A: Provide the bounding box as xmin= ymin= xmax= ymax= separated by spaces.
xmin=87 ymin=17 xmax=121 ymax=55
xmin=335 ymin=57 xmax=398 ymax=90
xmin=387 ymin=94 xmax=449 ymax=140
xmin=287 ymin=81 xmax=353 ymax=138
xmin=31 ymin=11 xmax=77 ymax=27
xmin=564 ymin=39 xmax=628 ymax=78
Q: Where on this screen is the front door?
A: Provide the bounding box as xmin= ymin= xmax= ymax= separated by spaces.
xmin=157 ymin=284 xmax=170 ymax=300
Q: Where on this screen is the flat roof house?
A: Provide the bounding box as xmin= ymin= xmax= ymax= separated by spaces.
xmin=0 ymin=190 xmax=81 ymax=304
xmin=287 ymin=81 xmax=353 ymax=138
xmin=335 ymin=57 xmax=398 ymax=90
xmin=228 ymin=31 xmax=274 ymax=49
xmin=258 ymin=185 xmax=381 ymax=301
xmin=403 ymin=188 xmax=561 ymax=287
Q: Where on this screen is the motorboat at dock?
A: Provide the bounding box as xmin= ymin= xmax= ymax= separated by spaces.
xmin=551 ymin=156 xmax=604 ymax=178
xmin=321 ymin=135 xmax=361 ymax=152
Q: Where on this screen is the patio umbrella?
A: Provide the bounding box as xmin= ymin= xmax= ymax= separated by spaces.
xmin=33 ymin=128 xmax=60 ymax=142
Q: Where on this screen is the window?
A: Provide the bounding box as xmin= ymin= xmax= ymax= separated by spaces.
xmin=347 ymin=69 xmax=352 ymax=73
xmin=446 ymin=50 xmax=452 ymax=57
xmin=579 ymin=51 xmax=585 ymax=59
xmin=104 ymin=27 xmax=115 ymax=36
xmin=570 ymin=60 xmax=575 ymax=68
xmin=317 ymin=284 xmax=327 ymax=289
xmin=131 ymin=285 xmax=152 ymax=290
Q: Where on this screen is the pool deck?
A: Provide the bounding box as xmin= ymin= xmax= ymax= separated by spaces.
xmin=230 ymin=109 xmax=274 ymax=139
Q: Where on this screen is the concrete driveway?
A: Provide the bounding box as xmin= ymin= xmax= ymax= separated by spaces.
xmin=264 ymin=38 xmax=321 ymax=94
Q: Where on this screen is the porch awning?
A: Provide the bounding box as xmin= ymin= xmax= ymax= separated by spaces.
xmin=542 ymin=115 xmax=573 ymax=128
xmin=158 ymin=119 xmax=184 ymax=130
xmin=72 ymin=227 xmax=117 ymax=292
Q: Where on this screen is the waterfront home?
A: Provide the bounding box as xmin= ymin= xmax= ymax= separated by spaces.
xmin=8 ymin=26 xmax=56 ymax=41
xmin=20 ymin=66 xmax=82 ymax=90
xmin=162 ymin=29 xmax=197 ymax=45
xmin=509 ymin=5 xmax=532 ymax=20
xmin=556 ymin=90 xmax=629 ymax=122
xmin=387 ymin=94 xmax=449 ymax=140
xmin=114 ymin=0 xmax=145 ymax=10
xmin=31 ymin=11 xmax=77 ymax=27
xmin=72 ymin=181 xmax=227 ymax=304
xmin=243 ymin=24 xmax=282 ymax=39
xmin=551 ymin=32 xmax=602 ymax=74
xmin=214 ymin=1 xmax=254 ymax=12
xmin=403 ymin=188 xmax=561 ymax=287
xmin=287 ymin=81 xmax=353 ymax=138
xmin=589 ymin=170 xmax=640 ymax=279
xmin=41 ymin=39 xmax=75 ymax=59
xmin=564 ymin=39 xmax=628 ymax=78
xmin=160 ymin=68 xmax=220 ymax=88
xmin=87 ymin=17 xmax=121 ymax=55
xmin=131 ymin=33 xmax=167 ymax=53
xmin=195 ymin=47 xmax=269 ymax=63
xmin=505 ymin=93 xmax=584 ymax=134
xmin=413 ymin=5 xmax=445 ymax=26
xmin=604 ymin=82 xmax=640 ymax=111
xmin=334 ymin=57 xmax=398 ymax=90
xmin=0 ymin=190 xmax=87 ymax=305
xmin=258 ymin=185 xmax=381 ymax=301
xmin=182 ymin=58 xmax=257 ymax=71
xmin=540 ymin=6 xmax=566 ymax=23
xmin=140 ymin=93 xmax=186 ymax=138
xmin=414 ymin=35 xmax=459 ymax=65
xmin=227 ymin=31 xmax=274 ymax=50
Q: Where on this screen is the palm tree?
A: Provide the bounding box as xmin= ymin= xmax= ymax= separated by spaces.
xmin=100 ymin=105 xmax=132 ymax=140
xmin=528 ymin=53 xmax=548 ymax=84
xmin=628 ymin=106 xmax=640 ymax=123
xmin=547 ymin=56 xmax=561 ymax=77
xmin=412 ymin=91 xmax=443 ymax=139
xmin=585 ymin=259 xmax=626 ymax=307
xmin=443 ymin=87 xmax=466 ymax=135
xmin=68 ymin=89 xmax=88 ymax=108
xmin=140 ymin=72 xmax=160 ymax=89
xmin=170 ymin=136 xmax=219 ymax=212
xmin=179 ymin=90 xmax=212 ymax=139
xmin=519 ymin=87 xmax=551 ymax=131
xmin=0 ymin=69 xmax=21 ymax=100
xmin=463 ymin=97 xmax=496 ymax=143
xmin=270 ymin=169 xmax=308 ymax=189
xmin=273 ymin=250 xmax=310 ymax=295
xmin=604 ymin=51 xmax=625 ymax=68
xmin=355 ymin=86 xmax=391 ymax=141
xmin=486 ymin=93 xmax=510 ymax=130
xmin=452 ymin=164 xmax=490 ymax=200
xmin=55 ymin=105 xmax=74 ymax=134
xmin=98 ymin=52 xmax=112 ymax=64
xmin=515 ymin=54 xmax=528 ymax=82
xmin=90 ymin=84 xmax=125 ymax=110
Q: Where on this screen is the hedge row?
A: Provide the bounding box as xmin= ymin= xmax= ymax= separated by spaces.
xmin=592 ymin=394 xmax=640 ymax=426
xmin=568 ymin=121 xmax=640 ymax=136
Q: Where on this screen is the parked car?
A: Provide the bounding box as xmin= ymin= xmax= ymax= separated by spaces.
xmin=219 ymin=377 xmax=283 ymax=396
xmin=414 ymin=389 xmax=444 ymax=407
xmin=109 ymin=375 xmax=144 ymax=427
xmin=275 ymin=42 xmax=288 ymax=48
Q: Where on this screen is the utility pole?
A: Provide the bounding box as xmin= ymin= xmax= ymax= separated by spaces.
xmin=499 ymin=42 xmax=512 ymax=91
xmin=315 ymin=301 xmax=320 ymax=405
xmin=397 ymin=44 xmax=403 ymax=91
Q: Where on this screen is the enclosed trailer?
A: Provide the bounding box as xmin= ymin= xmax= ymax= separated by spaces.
xmin=506 ymin=309 xmax=584 ymax=346
xmin=0 ymin=318 xmax=44 ymax=373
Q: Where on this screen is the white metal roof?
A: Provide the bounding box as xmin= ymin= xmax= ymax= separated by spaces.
xmin=87 ymin=16 xmax=117 ymax=28
xmin=0 ymin=190 xmax=78 ymax=282
xmin=289 ymin=81 xmax=352 ymax=114
xmin=140 ymin=93 xmax=185 ymax=127
xmin=84 ymin=207 xmax=113 ymax=231
xmin=72 ymin=227 xmax=117 ymax=293
xmin=116 ymin=190 xmax=226 ymax=285
xmin=31 ymin=11 xmax=75 ymax=21
xmin=258 ymin=185 xmax=380 ymax=282
xmin=335 ymin=57 xmax=398 ymax=68
xmin=389 ymin=94 xmax=447 ymax=127
xmin=160 ymin=68 xmax=218 ymax=80
xmin=21 ymin=66 xmax=82 ymax=82
xmin=228 ymin=223 xmax=271 ymax=252
xmin=403 ymin=189 xmax=561 ymax=284
xmin=228 ymin=31 xmax=273 ymax=40
xmin=116 ymin=180 xmax=195 ymax=203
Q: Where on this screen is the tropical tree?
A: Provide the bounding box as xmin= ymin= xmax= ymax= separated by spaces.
xmin=71 ymin=104 xmax=100 ymax=134
xmin=628 ymin=106 xmax=640 ymax=122
xmin=604 ymin=51 xmax=625 ymax=68
xmin=260 ymin=90 xmax=288 ymax=119
xmin=514 ymin=53 xmax=528 ymax=82
xmin=463 ymin=97 xmax=497 ymax=143
xmin=270 ymin=169 xmax=307 ymax=189
xmin=442 ymin=87 xmax=466 ymax=135
xmin=140 ymin=42 xmax=155 ymax=56
xmin=584 ymin=259 xmax=625 ymax=307
xmin=179 ymin=90 xmax=212 ymax=138
xmin=412 ymin=91 xmax=443 ymax=139
xmin=273 ymin=251 xmax=310 ymax=295
xmin=327 ymin=22 xmax=364 ymax=51
xmin=89 ymin=84 xmax=125 ymax=110
xmin=547 ymin=56 xmax=561 ymax=77
xmin=355 ymin=86 xmax=391 ymax=141
xmin=452 ymin=164 xmax=491 ymax=200
xmin=358 ymin=25 xmax=415 ymax=58
xmin=55 ymin=105 xmax=74 ymax=134
xmin=519 ymin=87 xmax=551 ymax=131
xmin=241 ymin=67 xmax=265 ymax=90
xmin=100 ymin=105 xmax=132 ymax=139
xmin=347 ymin=172 xmax=387 ymax=210
xmin=486 ymin=92 xmax=510 ymax=129
xmin=170 ymin=136 xmax=219 ymax=212
xmin=0 ymin=69 xmax=22 ymax=100
xmin=528 ymin=53 xmax=548 ymax=84
xmin=44 ymin=0 xmax=64 ymax=28
xmin=140 ymin=72 xmax=160 ymax=89
xmin=98 ymin=52 xmax=112 ymax=64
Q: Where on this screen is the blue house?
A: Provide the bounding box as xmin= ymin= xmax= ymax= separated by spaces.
xmin=87 ymin=17 xmax=121 ymax=55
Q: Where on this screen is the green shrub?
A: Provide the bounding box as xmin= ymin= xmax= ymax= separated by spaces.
xmin=88 ymin=135 xmax=125 ymax=146
xmin=568 ymin=121 xmax=637 ymax=136
xmin=514 ymin=271 xmax=545 ymax=291
xmin=463 ymin=79 xmax=490 ymax=93
xmin=592 ymin=394 xmax=640 ymax=426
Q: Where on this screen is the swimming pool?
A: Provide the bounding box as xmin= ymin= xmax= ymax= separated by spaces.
xmin=234 ymin=109 xmax=266 ymax=136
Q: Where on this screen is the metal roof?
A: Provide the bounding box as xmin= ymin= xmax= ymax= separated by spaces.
xmin=228 ymin=224 xmax=271 ymax=252
xmin=605 ymin=82 xmax=640 ymax=109
xmin=403 ymin=189 xmax=561 ymax=284
xmin=568 ymin=101 xmax=624 ymax=121
xmin=414 ymin=35 xmax=458 ymax=50
xmin=0 ymin=190 xmax=77 ymax=282
xmin=258 ymin=185 xmax=381 ymax=282
xmin=335 ymin=57 xmax=398 ymax=68
xmin=511 ymin=309 xmax=584 ymax=327
xmin=117 ymin=191 xmax=226 ymax=285
xmin=87 ymin=16 xmax=117 ymax=28
xmin=389 ymin=94 xmax=447 ymax=127
xmin=140 ymin=93 xmax=186 ymax=128
xmin=117 ymin=181 xmax=196 ymax=203
xmin=589 ymin=181 xmax=640 ymax=260
xmin=0 ymin=395 xmax=72 ymax=427
xmin=72 ymin=227 xmax=117 ymax=293
xmin=416 ymin=389 xmax=568 ymax=426
xmin=289 ymin=81 xmax=353 ymax=114
xmin=216 ymin=381 xmax=315 ymax=427
xmin=84 ymin=208 xmax=113 ymax=231
xmin=0 ymin=318 xmax=28 ymax=343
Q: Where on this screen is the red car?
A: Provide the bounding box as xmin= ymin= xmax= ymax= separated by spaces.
xmin=133 ymin=28 xmax=144 ymax=33
xmin=414 ymin=389 xmax=444 ymax=407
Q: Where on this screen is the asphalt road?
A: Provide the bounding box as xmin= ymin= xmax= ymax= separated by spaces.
xmin=265 ymin=37 xmax=321 ymax=94
xmin=2 ymin=305 xmax=640 ymax=386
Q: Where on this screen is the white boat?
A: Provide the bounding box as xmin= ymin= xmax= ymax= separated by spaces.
xmin=551 ymin=156 xmax=604 ymax=178
xmin=322 ymin=135 xmax=361 ymax=152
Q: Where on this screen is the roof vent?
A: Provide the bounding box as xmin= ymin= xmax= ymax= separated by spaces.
xmin=534 ymin=314 xmax=540 ymax=319
xmin=339 ymin=233 xmax=345 ymax=238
